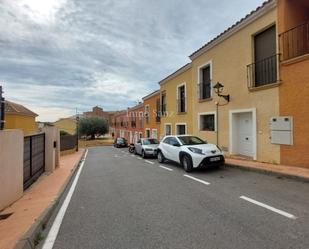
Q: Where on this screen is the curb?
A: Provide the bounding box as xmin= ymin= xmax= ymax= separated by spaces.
xmin=14 ymin=149 xmax=87 ymax=249
xmin=225 ymin=163 xmax=309 ymax=183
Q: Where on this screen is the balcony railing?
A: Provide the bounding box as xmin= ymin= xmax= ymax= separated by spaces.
xmin=177 ymin=98 xmax=186 ymax=113
xmin=131 ymin=120 xmax=136 ymax=128
xmin=247 ymin=54 xmax=279 ymax=89
xmin=161 ymin=104 xmax=166 ymax=116
xmin=198 ymin=82 xmax=211 ymax=100
xmin=279 ymin=20 xmax=309 ymax=61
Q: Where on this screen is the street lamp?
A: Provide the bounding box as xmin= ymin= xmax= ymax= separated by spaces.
xmin=76 ymin=115 xmax=79 ymax=151
xmin=213 ymin=82 xmax=230 ymax=102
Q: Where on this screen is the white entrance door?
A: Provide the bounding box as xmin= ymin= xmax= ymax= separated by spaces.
xmin=236 ymin=112 xmax=253 ymax=157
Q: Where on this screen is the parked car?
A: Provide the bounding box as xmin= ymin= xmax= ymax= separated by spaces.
xmin=157 ymin=135 xmax=224 ymax=172
xmin=134 ymin=138 xmax=159 ymax=158
xmin=114 ymin=137 xmax=128 ymax=148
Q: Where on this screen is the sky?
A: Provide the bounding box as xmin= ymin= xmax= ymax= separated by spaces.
xmin=0 ymin=0 xmax=265 ymax=122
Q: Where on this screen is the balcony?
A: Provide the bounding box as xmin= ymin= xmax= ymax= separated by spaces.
xmin=177 ymin=98 xmax=186 ymax=113
xmin=131 ymin=120 xmax=136 ymax=128
xmin=279 ymin=20 xmax=309 ymax=61
xmin=161 ymin=104 xmax=167 ymax=116
xmin=247 ymin=54 xmax=279 ymax=89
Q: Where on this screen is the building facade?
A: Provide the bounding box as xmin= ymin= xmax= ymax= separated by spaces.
xmin=159 ymin=63 xmax=193 ymax=139
xmin=277 ymin=0 xmax=309 ymax=168
xmin=142 ymin=90 xmax=161 ymax=140
xmin=190 ymin=0 xmax=279 ymax=163
xmin=4 ymin=100 xmax=38 ymax=135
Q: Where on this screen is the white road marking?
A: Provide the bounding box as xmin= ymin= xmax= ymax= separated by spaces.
xmin=145 ymin=160 xmax=155 ymax=164
xmin=183 ymin=174 xmax=210 ymax=185
xmin=240 ymin=195 xmax=297 ymax=219
xmin=42 ymin=150 xmax=88 ymax=249
xmin=159 ymin=165 xmax=173 ymax=171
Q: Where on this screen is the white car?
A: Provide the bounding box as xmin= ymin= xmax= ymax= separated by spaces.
xmin=157 ymin=135 xmax=224 ymax=172
xmin=134 ymin=138 xmax=159 ymax=158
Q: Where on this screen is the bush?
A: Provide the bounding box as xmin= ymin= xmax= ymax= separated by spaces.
xmin=78 ymin=117 xmax=108 ymax=139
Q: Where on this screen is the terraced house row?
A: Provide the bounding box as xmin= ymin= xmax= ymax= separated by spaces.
xmin=110 ymin=0 xmax=309 ymax=169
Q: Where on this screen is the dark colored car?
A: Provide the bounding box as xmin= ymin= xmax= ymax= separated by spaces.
xmin=114 ymin=137 xmax=128 ymax=148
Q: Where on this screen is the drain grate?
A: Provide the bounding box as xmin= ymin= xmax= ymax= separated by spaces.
xmin=0 ymin=213 xmax=13 ymax=220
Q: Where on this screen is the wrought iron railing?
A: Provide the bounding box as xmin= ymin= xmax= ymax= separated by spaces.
xmin=161 ymin=104 xmax=166 ymax=116
xmin=279 ymin=20 xmax=309 ymax=61
xmin=198 ymin=82 xmax=211 ymax=100
xmin=247 ymin=54 xmax=279 ymax=89
xmin=177 ymin=98 xmax=186 ymax=113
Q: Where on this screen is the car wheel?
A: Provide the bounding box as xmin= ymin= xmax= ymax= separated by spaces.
xmin=142 ymin=150 xmax=146 ymax=158
xmin=157 ymin=151 xmax=165 ymax=163
xmin=182 ymin=155 xmax=193 ymax=172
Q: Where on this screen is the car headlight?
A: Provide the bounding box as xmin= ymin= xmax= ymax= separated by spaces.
xmin=188 ymin=147 xmax=205 ymax=155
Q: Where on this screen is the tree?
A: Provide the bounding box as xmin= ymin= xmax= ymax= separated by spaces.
xmin=78 ymin=117 xmax=108 ymax=139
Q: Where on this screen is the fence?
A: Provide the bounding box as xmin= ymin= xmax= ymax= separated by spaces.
xmin=23 ymin=133 xmax=45 ymax=190
xmin=60 ymin=134 xmax=77 ymax=151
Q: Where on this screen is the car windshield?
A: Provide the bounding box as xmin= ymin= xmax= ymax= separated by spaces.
xmin=177 ymin=136 xmax=206 ymax=145
xmin=143 ymin=139 xmax=159 ymax=145
xmin=117 ymin=138 xmax=125 ymax=142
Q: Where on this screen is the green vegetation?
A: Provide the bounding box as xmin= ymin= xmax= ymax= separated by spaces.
xmin=78 ymin=117 xmax=108 ymax=139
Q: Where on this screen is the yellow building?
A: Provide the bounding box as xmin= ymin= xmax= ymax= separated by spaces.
xmin=4 ymin=100 xmax=38 ymax=135
xmin=159 ymin=63 xmax=193 ymax=139
xmin=53 ymin=116 xmax=77 ymax=135
xmin=190 ymin=0 xmax=280 ymax=163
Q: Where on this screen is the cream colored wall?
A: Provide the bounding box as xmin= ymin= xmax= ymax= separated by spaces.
xmin=0 ymin=130 xmax=23 ymax=211
xmin=191 ymin=8 xmax=280 ymax=163
xmin=160 ymin=67 xmax=193 ymax=137
xmin=53 ymin=118 xmax=76 ymax=135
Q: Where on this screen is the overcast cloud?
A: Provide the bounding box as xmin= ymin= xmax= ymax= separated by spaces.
xmin=0 ymin=0 xmax=264 ymax=121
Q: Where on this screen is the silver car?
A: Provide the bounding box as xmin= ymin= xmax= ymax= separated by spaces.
xmin=135 ymin=138 xmax=159 ymax=158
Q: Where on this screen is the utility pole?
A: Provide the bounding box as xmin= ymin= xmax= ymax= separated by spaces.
xmin=0 ymin=85 xmax=5 ymax=130
xmin=76 ymin=108 xmax=79 ymax=152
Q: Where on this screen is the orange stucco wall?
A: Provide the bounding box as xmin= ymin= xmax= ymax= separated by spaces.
xmin=143 ymin=92 xmax=161 ymax=140
xmin=278 ymin=0 xmax=309 ymax=168
xmin=277 ymin=0 xmax=309 ymax=33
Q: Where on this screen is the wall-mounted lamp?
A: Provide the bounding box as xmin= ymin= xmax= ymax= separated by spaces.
xmin=213 ymin=82 xmax=230 ymax=102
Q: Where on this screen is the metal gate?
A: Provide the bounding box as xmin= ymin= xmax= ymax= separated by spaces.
xmin=23 ymin=133 xmax=45 ymax=190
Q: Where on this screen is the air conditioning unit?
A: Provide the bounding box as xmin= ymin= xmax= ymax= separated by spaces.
xmin=270 ymin=116 xmax=293 ymax=145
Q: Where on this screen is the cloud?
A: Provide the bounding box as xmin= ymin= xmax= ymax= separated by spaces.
xmin=0 ymin=0 xmax=265 ymax=121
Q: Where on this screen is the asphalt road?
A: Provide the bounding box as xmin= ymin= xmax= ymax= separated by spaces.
xmin=40 ymin=146 xmax=309 ymax=249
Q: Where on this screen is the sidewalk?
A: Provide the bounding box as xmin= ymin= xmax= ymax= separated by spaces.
xmin=225 ymin=157 xmax=309 ymax=182
xmin=0 ymin=149 xmax=85 ymax=249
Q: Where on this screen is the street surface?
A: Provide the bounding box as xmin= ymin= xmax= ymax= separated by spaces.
xmin=40 ymin=146 xmax=309 ymax=249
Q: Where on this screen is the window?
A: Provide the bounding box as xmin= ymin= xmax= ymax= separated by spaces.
xmin=152 ymin=129 xmax=158 ymax=139
xmin=176 ymin=124 xmax=186 ymax=135
xmin=165 ymin=124 xmax=171 ymax=135
xmin=146 ymin=129 xmax=150 ymax=138
xmin=161 ymin=92 xmax=166 ymax=115
xmin=177 ymin=84 xmax=186 ymax=113
xmin=139 ymin=132 xmax=143 ymax=139
xmin=139 ymin=112 xmax=143 ymax=128
xmin=199 ymin=113 xmax=215 ymax=131
xmin=156 ymin=98 xmax=161 ymax=122
xmin=248 ymin=25 xmax=277 ymax=88
xmin=199 ymin=64 xmax=211 ymax=100
xmin=145 ymin=105 xmax=150 ymax=124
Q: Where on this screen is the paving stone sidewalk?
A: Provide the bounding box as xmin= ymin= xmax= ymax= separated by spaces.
xmin=0 ymin=149 xmax=84 ymax=249
xmin=226 ymin=157 xmax=309 ymax=181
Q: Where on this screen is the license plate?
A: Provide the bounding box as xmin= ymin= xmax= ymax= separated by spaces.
xmin=210 ymin=157 xmax=220 ymax=162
